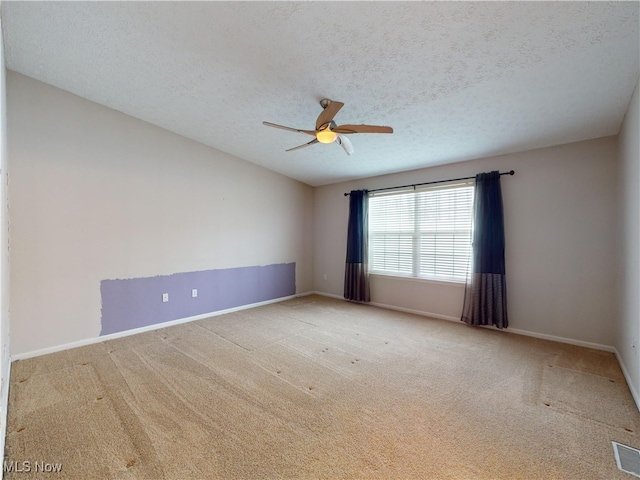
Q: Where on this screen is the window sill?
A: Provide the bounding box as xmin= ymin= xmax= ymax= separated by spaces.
xmin=369 ymin=273 xmax=466 ymax=287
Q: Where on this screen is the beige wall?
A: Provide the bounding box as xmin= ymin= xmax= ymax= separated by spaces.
xmin=8 ymin=72 xmax=314 ymax=356
xmin=0 ymin=10 xmax=10 ymax=460
xmin=617 ymin=78 xmax=640 ymax=405
xmin=314 ymin=137 xmax=618 ymax=348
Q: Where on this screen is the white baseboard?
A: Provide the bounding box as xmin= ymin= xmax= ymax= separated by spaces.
xmin=376 ymin=300 xmax=616 ymax=352
xmin=614 ymin=348 xmax=640 ymax=413
xmin=11 ymin=294 xmax=301 ymax=361
xmin=505 ymin=326 xmax=615 ymax=353
xmin=370 ymin=300 xmax=460 ymax=322
xmin=308 ymin=291 xmax=344 ymax=301
xmin=312 ymin=292 xmax=615 ymax=353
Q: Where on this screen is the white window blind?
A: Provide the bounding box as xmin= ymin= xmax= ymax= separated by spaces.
xmin=368 ymin=181 xmax=474 ymax=282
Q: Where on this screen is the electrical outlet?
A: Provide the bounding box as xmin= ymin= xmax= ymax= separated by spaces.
xmin=162 ymin=293 xmax=169 ymax=303
xmin=192 ymin=289 xmax=198 ymax=298
xmin=323 ymin=274 xmax=328 ymax=281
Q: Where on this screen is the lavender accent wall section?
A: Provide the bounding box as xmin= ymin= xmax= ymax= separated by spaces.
xmin=100 ymin=263 xmax=295 ymax=335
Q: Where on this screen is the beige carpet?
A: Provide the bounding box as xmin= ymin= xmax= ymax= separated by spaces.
xmin=4 ymin=295 xmax=639 ymax=479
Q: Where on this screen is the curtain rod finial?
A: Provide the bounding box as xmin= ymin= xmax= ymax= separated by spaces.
xmin=509 ymin=170 xmax=515 ymax=175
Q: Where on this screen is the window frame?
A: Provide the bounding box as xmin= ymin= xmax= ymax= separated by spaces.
xmin=368 ymin=180 xmax=475 ymax=284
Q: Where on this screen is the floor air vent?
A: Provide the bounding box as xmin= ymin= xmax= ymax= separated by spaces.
xmin=613 ymin=441 xmax=640 ymax=477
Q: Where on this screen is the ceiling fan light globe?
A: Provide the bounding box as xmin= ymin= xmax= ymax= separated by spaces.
xmin=316 ymin=129 xmax=337 ymax=144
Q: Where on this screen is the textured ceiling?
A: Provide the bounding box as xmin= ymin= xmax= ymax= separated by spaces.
xmin=2 ymin=1 xmax=639 ymax=187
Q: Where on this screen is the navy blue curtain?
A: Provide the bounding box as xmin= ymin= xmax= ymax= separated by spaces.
xmin=461 ymin=171 xmax=508 ymax=328
xmin=344 ymin=190 xmax=370 ymax=302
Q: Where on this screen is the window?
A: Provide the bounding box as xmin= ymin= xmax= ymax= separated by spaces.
xmin=368 ymin=181 xmax=474 ymax=282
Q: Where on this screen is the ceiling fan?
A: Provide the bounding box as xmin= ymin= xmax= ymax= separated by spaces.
xmin=263 ymin=99 xmax=393 ymax=155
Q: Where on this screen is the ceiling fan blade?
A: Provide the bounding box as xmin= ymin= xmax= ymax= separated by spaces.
xmin=286 ymin=138 xmax=319 ymax=152
xmin=333 ymin=124 xmax=393 ymax=134
xmin=263 ymin=121 xmax=316 ymax=136
xmin=316 ymin=100 xmax=344 ymax=130
xmin=336 ymin=134 xmax=354 ymax=155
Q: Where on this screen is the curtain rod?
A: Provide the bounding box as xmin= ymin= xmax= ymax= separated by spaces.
xmin=343 ymin=170 xmax=515 ymax=196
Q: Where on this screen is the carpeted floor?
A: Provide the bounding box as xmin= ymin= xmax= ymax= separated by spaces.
xmin=4 ymin=295 xmax=639 ymax=479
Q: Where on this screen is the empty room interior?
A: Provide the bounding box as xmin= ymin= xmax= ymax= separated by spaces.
xmin=0 ymin=2 xmax=639 ymax=479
